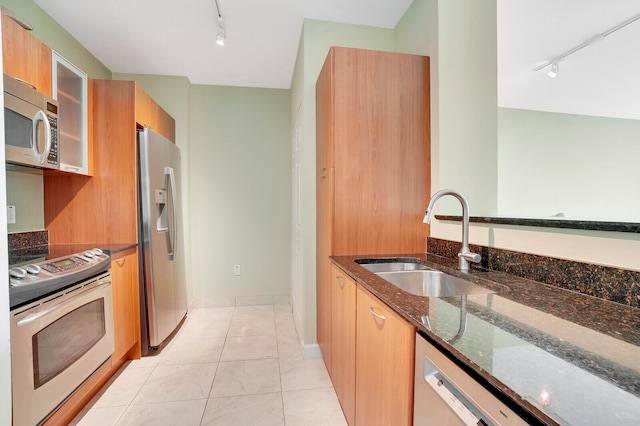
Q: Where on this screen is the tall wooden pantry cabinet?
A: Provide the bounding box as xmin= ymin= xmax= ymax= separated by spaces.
xmin=316 ymin=46 xmax=430 ymax=425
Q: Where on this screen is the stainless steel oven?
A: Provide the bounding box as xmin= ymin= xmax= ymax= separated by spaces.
xmin=9 ymin=249 xmax=113 ymax=426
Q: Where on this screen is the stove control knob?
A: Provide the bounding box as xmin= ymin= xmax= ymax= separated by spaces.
xmin=92 ymin=248 xmax=104 ymax=256
xmin=25 ymin=264 xmax=41 ymax=275
xmin=84 ymin=250 xmax=95 ymax=258
xmin=9 ymin=268 xmax=27 ymax=279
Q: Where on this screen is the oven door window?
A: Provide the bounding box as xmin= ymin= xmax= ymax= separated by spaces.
xmin=32 ymin=298 xmax=106 ymax=388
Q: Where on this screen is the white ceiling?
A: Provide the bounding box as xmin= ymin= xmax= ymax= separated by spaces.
xmin=32 ymin=0 xmax=639 ymax=118
xmin=498 ymin=0 xmax=640 ymax=120
xmin=33 ymin=0 xmax=414 ymax=89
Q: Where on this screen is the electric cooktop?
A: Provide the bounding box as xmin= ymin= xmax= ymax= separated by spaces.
xmin=8 ymin=244 xmax=112 ymax=310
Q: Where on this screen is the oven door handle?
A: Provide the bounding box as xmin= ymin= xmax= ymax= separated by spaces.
xmin=16 ymin=278 xmax=111 ymax=327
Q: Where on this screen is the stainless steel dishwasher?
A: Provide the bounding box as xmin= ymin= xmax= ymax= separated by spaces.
xmin=414 ymin=332 xmax=530 ymax=426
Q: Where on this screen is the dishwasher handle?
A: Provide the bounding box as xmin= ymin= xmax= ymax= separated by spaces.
xmin=424 ymin=373 xmax=484 ymax=426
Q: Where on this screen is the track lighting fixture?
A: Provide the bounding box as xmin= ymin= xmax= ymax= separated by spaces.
xmin=535 ymin=13 xmax=640 ymax=76
xmin=216 ymin=16 xmax=226 ymax=46
xmin=214 ymin=0 xmax=225 ymax=46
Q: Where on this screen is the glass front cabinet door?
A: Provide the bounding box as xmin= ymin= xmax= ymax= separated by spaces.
xmin=52 ymin=51 xmax=90 ymax=175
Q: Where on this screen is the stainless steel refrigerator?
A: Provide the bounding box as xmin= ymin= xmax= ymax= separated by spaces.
xmin=137 ymin=128 xmax=187 ymax=355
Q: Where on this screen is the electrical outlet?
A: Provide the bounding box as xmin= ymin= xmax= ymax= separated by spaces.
xmin=7 ymin=205 xmax=16 ymax=224
xmin=234 ymin=264 xmax=241 ymax=276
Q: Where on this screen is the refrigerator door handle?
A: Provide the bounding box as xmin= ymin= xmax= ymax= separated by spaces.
xmin=165 ymin=166 xmax=177 ymax=261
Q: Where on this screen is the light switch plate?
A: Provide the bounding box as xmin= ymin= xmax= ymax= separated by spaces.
xmin=7 ymin=205 xmax=16 ymax=224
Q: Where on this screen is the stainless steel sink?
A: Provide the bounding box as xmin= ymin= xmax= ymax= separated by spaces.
xmin=358 ymin=262 xmax=429 ymax=273
xmin=376 ymin=270 xmax=495 ymax=298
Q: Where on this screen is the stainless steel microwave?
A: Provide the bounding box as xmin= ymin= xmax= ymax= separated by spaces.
xmin=4 ymin=74 xmax=59 ymax=169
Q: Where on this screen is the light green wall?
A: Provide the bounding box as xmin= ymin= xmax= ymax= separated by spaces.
xmin=5 ymin=167 xmax=43 ymax=232
xmin=395 ymin=0 xmax=438 ymax=57
xmin=189 ymin=85 xmax=291 ymax=302
xmin=290 ymin=19 xmax=395 ymax=351
xmin=436 ymin=0 xmax=497 ymax=216
xmin=395 ymin=0 xmax=438 ymax=197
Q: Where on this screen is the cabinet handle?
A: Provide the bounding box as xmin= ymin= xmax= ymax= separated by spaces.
xmin=369 ymin=306 xmax=386 ymax=321
xmin=115 ymin=257 xmax=126 ymax=267
xmin=336 ymin=276 xmax=345 ymax=289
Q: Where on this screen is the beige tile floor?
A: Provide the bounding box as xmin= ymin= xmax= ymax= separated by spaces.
xmin=71 ymin=304 xmax=347 ymax=426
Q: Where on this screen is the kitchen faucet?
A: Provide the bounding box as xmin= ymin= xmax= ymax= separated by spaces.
xmin=423 ymin=189 xmax=481 ymax=272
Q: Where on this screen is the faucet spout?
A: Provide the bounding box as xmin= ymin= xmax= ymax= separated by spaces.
xmin=423 ymin=189 xmax=481 ymax=272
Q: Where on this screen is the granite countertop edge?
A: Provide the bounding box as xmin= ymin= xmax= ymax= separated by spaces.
xmin=435 ymin=215 xmax=640 ymax=233
xmin=8 ymin=242 xmax=139 ymax=266
xmin=101 ymin=243 xmax=139 ymax=256
xmin=330 ymin=253 xmax=640 ymax=426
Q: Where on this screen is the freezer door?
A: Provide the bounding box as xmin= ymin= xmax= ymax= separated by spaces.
xmin=138 ymin=129 xmax=185 ymax=348
xmin=167 ymin=139 xmax=188 ymax=323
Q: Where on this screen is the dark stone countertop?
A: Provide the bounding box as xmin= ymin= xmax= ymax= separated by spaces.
xmin=331 ymin=253 xmax=640 ymax=426
xmin=9 ymin=242 xmax=138 ymax=267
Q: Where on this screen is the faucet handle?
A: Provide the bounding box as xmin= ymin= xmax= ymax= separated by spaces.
xmin=459 ymin=251 xmax=481 ymax=264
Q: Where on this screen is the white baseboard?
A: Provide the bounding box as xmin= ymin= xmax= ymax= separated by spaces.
xmin=196 ymin=295 xmax=291 ymax=308
xmin=302 ymin=343 xmax=322 ymax=359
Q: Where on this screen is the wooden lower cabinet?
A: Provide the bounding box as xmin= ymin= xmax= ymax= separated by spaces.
xmin=324 ymin=264 xmax=416 ymax=425
xmin=111 ymin=247 xmax=141 ymax=362
xmin=355 ymin=285 xmax=416 ymax=426
xmin=317 ymin=168 xmax=334 ymax=373
xmin=331 ymin=265 xmax=356 ymax=425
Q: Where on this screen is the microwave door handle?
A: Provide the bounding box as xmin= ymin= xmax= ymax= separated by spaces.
xmin=31 ymin=110 xmax=52 ymax=164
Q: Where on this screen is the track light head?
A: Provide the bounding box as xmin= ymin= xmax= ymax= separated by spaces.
xmin=216 ymin=16 xmax=226 ymax=46
xmin=547 ymin=62 xmax=559 ymax=78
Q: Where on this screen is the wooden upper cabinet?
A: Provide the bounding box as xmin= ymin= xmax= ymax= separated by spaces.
xmin=44 ymin=79 xmax=176 ymax=244
xmin=45 ymin=80 xmax=138 ymax=244
xmin=134 ymin=84 xmax=176 ymax=143
xmin=155 ymin=103 xmax=176 ymax=143
xmin=2 ymin=13 xmax=52 ymax=96
xmin=316 ymin=52 xmax=334 ymax=175
xmin=316 ymin=47 xmax=430 ymax=258
xmin=134 ymin=84 xmax=155 ymax=129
